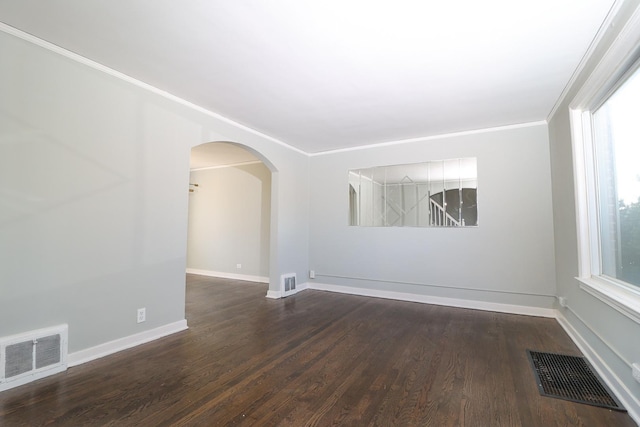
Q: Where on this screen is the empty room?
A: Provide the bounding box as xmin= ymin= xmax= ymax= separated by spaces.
xmin=1 ymin=1 xmax=639 ymax=426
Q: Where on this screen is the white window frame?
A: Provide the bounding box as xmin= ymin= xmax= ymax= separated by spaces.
xmin=570 ymin=8 xmax=640 ymax=325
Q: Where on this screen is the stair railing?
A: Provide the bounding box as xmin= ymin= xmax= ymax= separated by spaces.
xmin=429 ymin=198 xmax=461 ymax=227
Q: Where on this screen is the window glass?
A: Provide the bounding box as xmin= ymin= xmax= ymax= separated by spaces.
xmin=592 ymin=67 xmax=640 ymax=287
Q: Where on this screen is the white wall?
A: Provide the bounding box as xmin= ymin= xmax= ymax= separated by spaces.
xmin=0 ymin=28 xmax=309 ymax=355
xmin=548 ymin=0 xmax=640 ymax=418
xmin=309 ymin=123 xmax=557 ymax=312
xmin=187 ymin=162 xmax=271 ymax=280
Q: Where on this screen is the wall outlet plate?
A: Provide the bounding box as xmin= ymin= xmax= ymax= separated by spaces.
xmin=137 ymin=308 xmax=146 ymax=323
xmin=309 ymin=270 xmax=315 ymax=279
xmin=558 ymin=297 xmax=567 ymax=308
xmin=236 ymin=264 xmax=242 ymax=269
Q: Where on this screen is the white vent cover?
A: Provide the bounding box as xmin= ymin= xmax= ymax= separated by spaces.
xmin=281 ymin=273 xmax=297 ymax=297
xmin=1 ymin=324 xmax=68 ymax=392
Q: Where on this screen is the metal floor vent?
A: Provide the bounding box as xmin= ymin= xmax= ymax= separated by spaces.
xmin=1 ymin=325 xmax=68 ymax=392
xmin=281 ymin=273 xmax=297 ymax=297
xmin=527 ymin=350 xmax=625 ymax=411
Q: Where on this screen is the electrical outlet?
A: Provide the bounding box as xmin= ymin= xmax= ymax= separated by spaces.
xmin=137 ymin=308 xmax=146 ymax=323
xmin=236 ymin=263 xmax=242 ymax=269
xmin=309 ymin=270 xmax=315 ymax=279
xmin=632 ymin=363 xmax=640 ymax=384
xmin=558 ymin=297 xmax=567 ymax=308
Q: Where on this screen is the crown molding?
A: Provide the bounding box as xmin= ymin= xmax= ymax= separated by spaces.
xmin=0 ymin=22 xmax=307 ymax=156
xmin=309 ymin=121 xmax=547 ymax=157
xmin=0 ymin=22 xmax=551 ymax=159
xmin=547 ymin=0 xmax=625 ymax=120
xmin=190 ymin=160 xmax=263 ymax=172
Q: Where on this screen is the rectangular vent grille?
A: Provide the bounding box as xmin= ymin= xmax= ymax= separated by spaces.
xmin=1 ymin=325 xmax=68 ymax=392
xmin=281 ymin=273 xmax=297 ymax=297
xmin=36 ymin=334 xmax=61 ymax=369
xmin=285 ymin=276 xmax=296 ymax=292
xmin=527 ymin=350 xmax=625 ymax=411
xmin=6 ymin=341 xmax=33 ymax=378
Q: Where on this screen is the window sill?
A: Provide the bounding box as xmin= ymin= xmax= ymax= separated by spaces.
xmin=577 ymin=276 xmax=640 ymax=325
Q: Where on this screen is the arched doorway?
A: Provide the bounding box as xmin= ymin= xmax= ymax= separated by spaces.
xmin=186 ymin=141 xmax=275 ymax=285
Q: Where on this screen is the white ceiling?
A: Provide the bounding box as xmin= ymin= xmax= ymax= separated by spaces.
xmin=0 ymin=0 xmax=616 ymax=154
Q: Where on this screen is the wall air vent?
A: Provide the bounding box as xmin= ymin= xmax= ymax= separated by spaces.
xmin=1 ymin=324 xmax=68 ymax=392
xmin=281 ymin=273 xmax=297 ymax=297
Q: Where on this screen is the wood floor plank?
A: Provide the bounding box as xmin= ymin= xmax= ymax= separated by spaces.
xmin=0 ymin=275 xmax=636 ymax=426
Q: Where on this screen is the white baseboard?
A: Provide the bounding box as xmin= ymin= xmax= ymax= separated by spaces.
xmin=67 ymin=320 xmax=188 ymax=367
xmin=0 ymin=364 xmax=67 ymax=393
xmin=282 ymin=281 xmax=308 ymax=297
xmin=266 ymin=282 xmax=309 ymax=299
xmin=556 ymin=313 xmax=640 ymax=424
xmin=266 ymin=290 xmax=281 ymax=299
xmin=307 ymin=282 xmax=556 ymax=318
xmin=186 ymin=268 xmax=269 ymax=284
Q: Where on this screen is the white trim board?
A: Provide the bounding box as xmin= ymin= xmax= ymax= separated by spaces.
xmin=0 ymin=22 xmax=307 ymax=157
xmin=265 ymin=282 xmax=309 ymax=299
xmin=190 ymin=160 xmax=263 ymax=172
xmin=186 ymin=268 xmax=269 ymax=284
xmin=309 ymin=121 xmax=547 ymax=156
xmin=287 ymin=281 xmax=308 ymax=296
xmin=556 ymin=313 xmax=640 ymax=425
xmin=0 ymin=364 xmax=67 ymax=393
xmin=0 ymin=24 xmax=550 ymax=158
xmin=67 ymin=320 xmax=188 ymax=367
xmin=266 ymin=290 xmax=282 ymax=299
xmin=307 ymin=282 xmax=556 ymax=318
xmin=546 ymin=0 xmax=624 ymax=120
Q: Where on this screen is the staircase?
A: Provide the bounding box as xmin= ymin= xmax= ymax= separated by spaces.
xmin=429 ymin=198 xmax=462 ymax=227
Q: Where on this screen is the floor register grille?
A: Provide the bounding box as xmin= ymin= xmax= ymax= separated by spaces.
xmin=527 ymin=350 xmax=625 ymax=411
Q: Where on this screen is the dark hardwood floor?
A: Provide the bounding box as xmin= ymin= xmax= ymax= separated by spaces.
xmin=0 ymin=274 xmax=636 ymax=426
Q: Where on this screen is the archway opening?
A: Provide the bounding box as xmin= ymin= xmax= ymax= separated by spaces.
xmin=186 ymin=141 xmax=274 ymax=285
